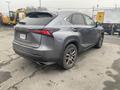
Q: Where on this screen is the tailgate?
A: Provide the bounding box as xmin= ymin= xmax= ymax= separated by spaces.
xmin=14 ymin=25 xmax=44 ymax=48
xmin=14 ymin=12 xmax=56 ymax=48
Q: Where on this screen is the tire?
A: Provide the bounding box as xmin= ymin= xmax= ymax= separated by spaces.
xmin=111 ymin=31 xmax=115 ymax=35
xmin=118 ymin=32 xmax=120 ymax=36
xmin=94 ymin=36 xmax=104 ymax=48
xmin=108 ymin=32 xmax=111 ymax=35
xmin=59 ymin=44 xmax=78 ymax=70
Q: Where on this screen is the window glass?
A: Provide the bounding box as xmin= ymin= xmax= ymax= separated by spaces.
xmin=71 ymin=14 xmax=85 ymax=25
xmin=9 ymin=11 xmax=15 ymax=18
xmin=84 ymin=15 xmax=95 ymax=26
xmin=19 ymin=12 xmax=55 ymax=25
xmin=67 ymin=15 xmax=72 ymax=23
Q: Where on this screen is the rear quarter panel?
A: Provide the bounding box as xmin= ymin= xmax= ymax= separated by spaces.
xmin=53 ymin=27 xmax=82 ymax=57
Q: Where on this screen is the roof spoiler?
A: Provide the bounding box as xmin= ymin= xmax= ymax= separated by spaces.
xmin=26 ymin=11 xmax=57 ymax=18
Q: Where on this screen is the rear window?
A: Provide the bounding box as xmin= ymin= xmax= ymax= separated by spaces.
xmin=19 ymin=12 xmax=55 ymax=25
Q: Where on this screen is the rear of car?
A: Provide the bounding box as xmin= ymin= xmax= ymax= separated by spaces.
xmin=13 ymin=12 xmax=61 ymax=62
xmin=13 ymin=11 xmax=104 ymax=69
xmin=103 ymin=23 xmax=112 ymax=34
xmin=115 ymin=24 xmax=120 ymax=33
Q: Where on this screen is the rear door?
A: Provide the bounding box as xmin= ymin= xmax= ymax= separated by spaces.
xmin=14 ymin=12 xmax=56 ymax=48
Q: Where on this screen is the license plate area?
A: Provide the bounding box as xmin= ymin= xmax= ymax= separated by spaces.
xmin=20 ymin=33 xmax=27 ymax=40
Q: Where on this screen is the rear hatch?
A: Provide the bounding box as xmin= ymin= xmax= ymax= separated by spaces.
xmin=14 ymin=12 xmax=56 ymax=48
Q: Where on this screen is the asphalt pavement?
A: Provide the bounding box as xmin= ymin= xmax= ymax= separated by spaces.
xmin=0 ymin=28 xmax=120 ymax=90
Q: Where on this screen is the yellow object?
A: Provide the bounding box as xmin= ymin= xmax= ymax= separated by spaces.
xmin=96 ymin=12 xmax=104 ymax=23
xmin=2 ymin=8 xmax=26 ymax=25
xmin=2 ymin=16 xmax=9 ymax=24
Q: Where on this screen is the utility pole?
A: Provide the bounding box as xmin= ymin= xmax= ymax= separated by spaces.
xmin=97 ymin=4 xmax=99 ymax=9
xmin=92 ymin=6 xmax=95 ymax=19
xmin=39 ymin=0 xmax=41 ymax=8
xmin=115 ymin=4 xmax=117 ymax=9
xmin=6 ymin=1 xmax=10 ymax=17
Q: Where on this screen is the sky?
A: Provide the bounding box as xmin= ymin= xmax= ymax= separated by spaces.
xmin=0 ymin=0 xmax=120 ymax=12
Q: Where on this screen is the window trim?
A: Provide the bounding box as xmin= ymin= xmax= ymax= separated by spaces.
xmin=65 ymin=14 xmax=73 ymax=24
xmin=66 ymin=13 xmax=86 ymax=25
xmin=83 ymin=14 xmax=96 ymax=26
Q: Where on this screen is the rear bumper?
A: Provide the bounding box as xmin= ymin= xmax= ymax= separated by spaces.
xmin=13 ymin=41 xmax=58 ymax=62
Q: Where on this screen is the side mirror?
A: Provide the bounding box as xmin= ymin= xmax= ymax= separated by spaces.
xmin=95 ymin=22 xmax=101 ymax=27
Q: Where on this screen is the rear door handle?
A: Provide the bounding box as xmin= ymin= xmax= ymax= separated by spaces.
xmin=74 ymin=27 xmax=79 ymax=30
xmin=72 ymin=28 xmax=79 ymax=32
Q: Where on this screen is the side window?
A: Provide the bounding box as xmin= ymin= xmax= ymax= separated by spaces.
xmin=71 ymin=14 xmax=85 ymax=25
xmin=66 ymin=15 xmax=72 ymax=23
xmin=84 ymin=15 xmax=95 ymax=26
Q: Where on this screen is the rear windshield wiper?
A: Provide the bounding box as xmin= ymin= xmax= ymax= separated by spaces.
xmin=19 ymin=22 xmax=26 ymax=25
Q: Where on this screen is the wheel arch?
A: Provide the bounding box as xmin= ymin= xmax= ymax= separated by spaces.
xmin=64 ymin=37 xmax=80 ymax=51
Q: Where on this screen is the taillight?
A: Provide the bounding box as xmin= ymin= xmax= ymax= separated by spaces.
xmin=31 ymin=28 xmax=59 ymax=37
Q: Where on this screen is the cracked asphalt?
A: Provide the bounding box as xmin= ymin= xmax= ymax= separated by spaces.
xmin=0 ymin=28 xmax=120 ymax=90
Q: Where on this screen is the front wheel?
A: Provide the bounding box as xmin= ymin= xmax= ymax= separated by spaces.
xmin=59 ymin=44 xmax=78 ymax=70
xmin=94 ymin=36 xmax=104 ymax=48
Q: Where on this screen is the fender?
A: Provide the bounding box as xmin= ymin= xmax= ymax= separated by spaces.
xmin=63 ymin=36 xmax=81 ymax=50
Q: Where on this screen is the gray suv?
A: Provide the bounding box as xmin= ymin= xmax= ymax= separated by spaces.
xmin=13 ymin=11 xmax=104 ymax=69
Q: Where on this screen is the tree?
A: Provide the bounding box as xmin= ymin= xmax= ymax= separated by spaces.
xmin=26 ymin=6 xmax=48 ymax=13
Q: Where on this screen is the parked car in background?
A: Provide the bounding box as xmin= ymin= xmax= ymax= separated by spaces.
xmin=102 ymin=23 xmax=120 ymax=35
xmin=13 ymin=11 xmax=104 ymax=69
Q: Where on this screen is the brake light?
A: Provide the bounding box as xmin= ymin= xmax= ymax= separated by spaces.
xmin=31 ymin=28 xmax=59 ymax=37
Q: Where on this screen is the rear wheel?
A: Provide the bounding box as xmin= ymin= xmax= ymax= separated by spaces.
xmin=118 ymin=32 xmax=120 ymax=36
xmin=108 ymin=32 xmax=111 ymax=35
xmin=59 ymin=44 xmax=78 ymax=70
xmin=94 ymin=36 xmax=104 ymax=48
